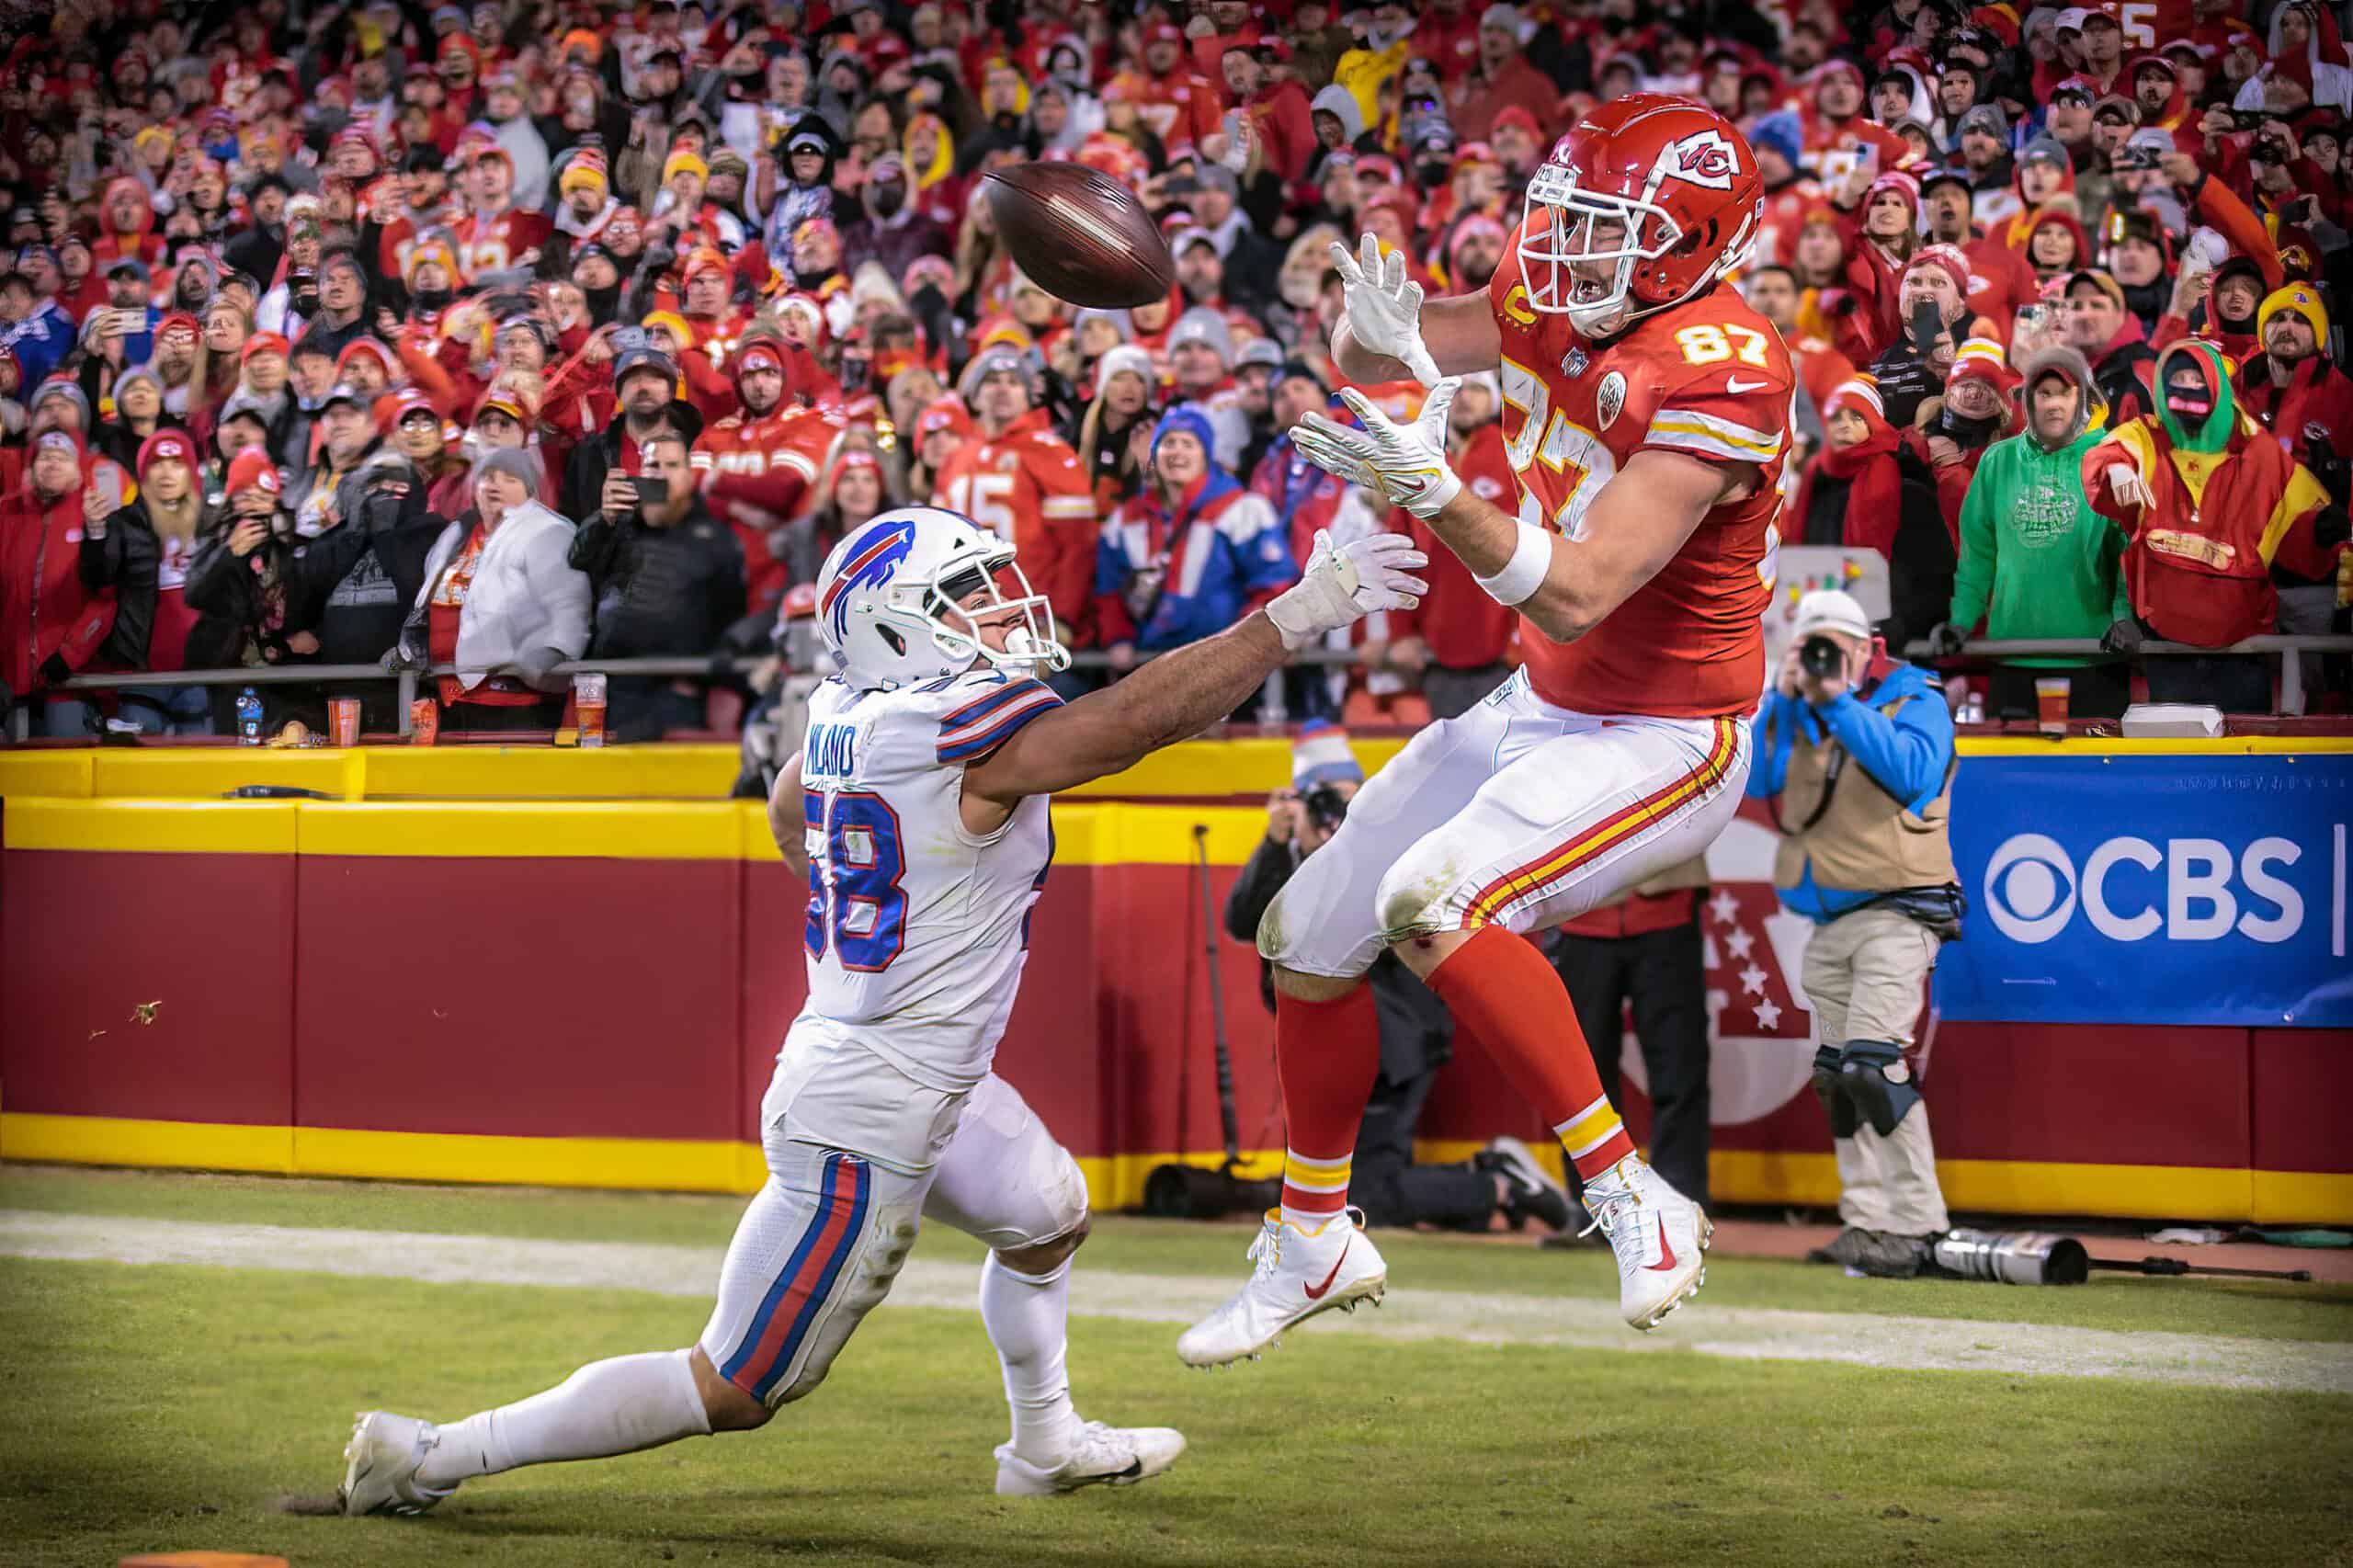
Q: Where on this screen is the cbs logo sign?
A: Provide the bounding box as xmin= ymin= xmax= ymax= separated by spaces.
xmin=1983 ymin=833 xmax=2307 ymax=946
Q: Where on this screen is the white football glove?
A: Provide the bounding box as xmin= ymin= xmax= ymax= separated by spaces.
xmin=2105 ymin=460 xmax=2157 ymax=513
xmin=1331 ymin=233 xmax=1444 ymax=389
xmin=1290 ymin=379 xmax=1465 ymax=520
xmin=1265 ymin=528 xmax=1430 ymax=651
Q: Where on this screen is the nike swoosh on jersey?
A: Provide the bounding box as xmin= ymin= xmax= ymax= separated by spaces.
xmin=1725 ymin=377 xmax=1771 ymax=393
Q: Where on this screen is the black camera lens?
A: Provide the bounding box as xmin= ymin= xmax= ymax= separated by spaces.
xmin=1302 ymin=782 xmax=1349 ymax=833
xmin=1800 ymin=634 xmax=1845 ymax=680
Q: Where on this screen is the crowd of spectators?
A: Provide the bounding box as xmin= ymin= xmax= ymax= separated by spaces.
xmin=3 ymin=0 xmax=2351 ymax=741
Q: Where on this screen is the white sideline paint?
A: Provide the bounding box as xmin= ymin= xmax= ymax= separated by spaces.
xmin=3 ymin=1210 xmax=2345 ymax=1395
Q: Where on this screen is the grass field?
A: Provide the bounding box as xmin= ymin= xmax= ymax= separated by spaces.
xmin=4 ymin=1165 xmax=2349 ymax=1568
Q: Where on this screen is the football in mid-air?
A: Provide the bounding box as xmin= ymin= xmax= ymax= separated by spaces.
xmin=983 ymin=164 xmax=1175 ymax=311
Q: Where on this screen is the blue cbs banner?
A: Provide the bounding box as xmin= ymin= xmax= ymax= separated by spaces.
xmin=1936 ymin=752 xmax=2352 ymax=1028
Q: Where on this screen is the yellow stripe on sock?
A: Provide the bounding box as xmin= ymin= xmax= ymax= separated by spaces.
xmin=1283 ymin=1150 xmax=1352 ymax=1191
xmin=1554 ymin=1096 xmax=1624 ymax=1160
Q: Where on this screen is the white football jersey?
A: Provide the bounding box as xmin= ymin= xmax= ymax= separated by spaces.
xmin=794 ymin=666 xmax=1062 ymax=1093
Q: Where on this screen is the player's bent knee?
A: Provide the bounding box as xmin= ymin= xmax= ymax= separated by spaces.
xmin=1372 ymin=846 xmax=1466 ymax=944
xmin=688 ymin=1345 xmax=773 ymax=1432
xmin=997 ymin=1209 xmax=1090 ymax=1276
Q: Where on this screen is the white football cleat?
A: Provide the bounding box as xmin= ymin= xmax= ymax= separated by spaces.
xmin=1579 ymin=1155 xmax=1712 ymax=1330
xmin=339 ymin=1410 xmax=454 ymax=1517
xmin=995 ymin=1419 xmax=1187 ymax=1496
xmin=1176 ymin=1208 xmax=1386 ymax=1369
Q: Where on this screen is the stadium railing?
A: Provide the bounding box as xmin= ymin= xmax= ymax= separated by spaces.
xmin=16 ymin=636 xmax=2350 ymax=741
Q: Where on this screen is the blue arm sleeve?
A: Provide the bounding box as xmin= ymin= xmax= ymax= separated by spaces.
xmin=1745 ymin=691 xmax=1798 ymax=799
xmin=1816 ymin=682 xmax=1954 ymax=811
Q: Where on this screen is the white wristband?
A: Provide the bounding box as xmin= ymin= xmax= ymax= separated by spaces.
xmin=1473 ymin=521 xmax=1552 ymax=608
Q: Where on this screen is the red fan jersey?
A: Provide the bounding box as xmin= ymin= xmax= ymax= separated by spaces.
xmin=1484 ymin=257 xmax=1791 ymax=719
xmin=454 ymin=204 xmax=552 ymax=277
xmin=693 ymin=403 xmax=848 ymax=609
xmin=926 ymin=408 xmax=1100 ymax=629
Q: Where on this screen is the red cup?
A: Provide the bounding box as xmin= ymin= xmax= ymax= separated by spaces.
xmin=409 ymin=698 xmax=440 ymax=745
xmin=329 ymin=697 xmax=360 ymax=747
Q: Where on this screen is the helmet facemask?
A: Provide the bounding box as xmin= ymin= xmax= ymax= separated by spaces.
xmin=1519 ymin=161 xmax=1688 ymax=337
xmin=881 ymin=539 xmax=1072 ymax=676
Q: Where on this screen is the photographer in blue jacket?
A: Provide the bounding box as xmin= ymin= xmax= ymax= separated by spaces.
xmin=1747 ymin=590 xmax=1961 ymax=1278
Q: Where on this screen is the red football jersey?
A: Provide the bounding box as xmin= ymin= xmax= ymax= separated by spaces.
xmin=455 ymin=205 xmax=553 ymax=277
xmin=927 ymin=408 xmax=1099 ymax=629
xmin=1484 ymin=256 xmax=1790 ymax=719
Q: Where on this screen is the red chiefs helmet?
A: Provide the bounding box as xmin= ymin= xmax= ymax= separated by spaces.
xmin=1518 ymin=94 xmax=1764 ymax=338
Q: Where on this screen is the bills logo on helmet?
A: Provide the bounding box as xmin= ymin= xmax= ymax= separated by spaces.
xmin=822 ymin=518 xmax=918 ymax=641
xmin=1664 ymin=129 xmax=1740 ymax=190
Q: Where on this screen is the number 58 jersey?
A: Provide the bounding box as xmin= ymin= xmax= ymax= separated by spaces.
xmin=796 ymin=668 xmax=1062 ymax=1094
xmin=1485 ymin=258 xmax=1792 ymax=720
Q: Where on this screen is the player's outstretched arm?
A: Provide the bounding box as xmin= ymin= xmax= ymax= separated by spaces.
xmin=767 ymin=755 xmax=808 ymax=880
xmin=961 ymin=532 xmax=1426 ymax=823
xmin=1334 ymin=292 xmax=1502 ymax=386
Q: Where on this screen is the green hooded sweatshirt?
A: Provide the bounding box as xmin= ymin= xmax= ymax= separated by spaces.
xmin=1949 ymin=346 xmax=2130 ymax=667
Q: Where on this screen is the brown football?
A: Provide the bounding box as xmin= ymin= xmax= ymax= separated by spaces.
xmin=983 ymin=164 xmax=1176 ymax=311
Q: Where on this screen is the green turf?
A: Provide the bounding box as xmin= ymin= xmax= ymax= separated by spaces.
xmin=1 ymin=1256 xmax=2346 ymax=1568
xmin=8 ymin=1164 xmax=2350 ymax=1343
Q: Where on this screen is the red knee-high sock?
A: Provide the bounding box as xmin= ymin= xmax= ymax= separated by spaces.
xmin=1275 ymin=982 xmax=1381 ymax=1226
xmin=1423 ymin=926 xmax=1636 ymax=1182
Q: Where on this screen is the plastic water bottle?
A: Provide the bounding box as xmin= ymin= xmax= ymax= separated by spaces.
xmin=235 ymin=687 xmax=263 ymax=745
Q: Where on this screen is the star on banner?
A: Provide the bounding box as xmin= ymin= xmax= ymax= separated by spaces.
xmin=1709 ymin=888 xmax=1740 ymax=925
xmin=1722 ymin=925 xmax=1754 ymax=959
xmin=1753 ymin=996 xmax=1782 ymax=1029
xmin=1739 ymin=962 xmax=1768 ymax=995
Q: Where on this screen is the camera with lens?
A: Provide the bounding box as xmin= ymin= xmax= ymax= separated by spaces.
xmin=2252 ymin=135 xmax=2292 ymax=166
xmin=1301 ymin=781 xmax=1350 ymax=835
xmin=1800 ymin=634 xmax=1847 ymax=681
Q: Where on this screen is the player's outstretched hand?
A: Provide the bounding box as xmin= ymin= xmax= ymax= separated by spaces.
xmin=1331 ymin=233 xmax=1443 ymax=389
xmin=1266 ymin=528 xmax=1429 ymax=651
xmin=1292 ymin=379 xmax=1464 ymax=520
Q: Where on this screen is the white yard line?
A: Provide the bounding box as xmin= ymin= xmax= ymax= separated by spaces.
xmin=4 ymin=1210 xmax=2345 ymax=1395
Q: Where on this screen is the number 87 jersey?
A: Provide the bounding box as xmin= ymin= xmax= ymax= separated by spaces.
xmin=1484 ymin=242 xmax=1793 ymax=721
xmin=795 ymin=668 xmax=1061 ymax=1094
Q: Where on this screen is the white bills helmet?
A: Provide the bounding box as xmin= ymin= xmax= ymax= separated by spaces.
xmin=813 ymin=506 xmax=1070 ymax=690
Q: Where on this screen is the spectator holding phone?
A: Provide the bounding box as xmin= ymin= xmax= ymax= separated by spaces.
xmin=568 ymin=430 xmax=746 ymax=741
xmin=387 ymin=448 xmax=585 ymax=732
xmin=2 ymin=427 xmax=119 ymax=734
xmin=81 ymin=428 xmax=220 ymax=733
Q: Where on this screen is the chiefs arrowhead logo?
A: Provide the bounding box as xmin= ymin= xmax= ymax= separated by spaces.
xmin=1664 ymin=129 xmax=1740 ymax=191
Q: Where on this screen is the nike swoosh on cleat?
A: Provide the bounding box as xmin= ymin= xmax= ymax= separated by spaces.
xmin=1644 ymin=1217 xmax=1680 ymax=1272
xmin=1303 ymin=1239 xmax=1351 ymax=1300
xmin=1726 ymin=377 xmax=1769 ymax=393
